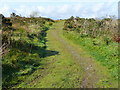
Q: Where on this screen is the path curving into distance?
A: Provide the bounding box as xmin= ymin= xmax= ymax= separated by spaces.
xmin=16 ymin=21 xmax=116 ymax=88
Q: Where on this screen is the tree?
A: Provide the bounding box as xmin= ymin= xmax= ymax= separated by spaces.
xmin=10 ymin=12 xmax=16 ymax=17
xmin=29 ymin=11 xmax=39 ymax=18
xmin=69 ymin=16 xmax=74 ymax=20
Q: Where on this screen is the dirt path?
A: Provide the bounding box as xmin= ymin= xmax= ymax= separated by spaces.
xmin=16 ymin=21 xmax=115 ymax=88
xmin=46 ymin=21 xmax=113 ymax=88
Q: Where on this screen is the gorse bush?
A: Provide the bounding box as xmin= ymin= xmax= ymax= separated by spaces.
xmin=2 ymin=14 xmax=54 ymax=88
xmin=0 ymin=14 xmax=13 ymax=45
xmin=64 ymin=16 xmax=118 ymax=44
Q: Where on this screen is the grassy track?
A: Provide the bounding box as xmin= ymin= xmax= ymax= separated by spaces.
xmin=15 ymin=21 xmax=117 ymax=88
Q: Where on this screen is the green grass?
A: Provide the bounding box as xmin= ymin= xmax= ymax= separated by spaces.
xmin=3 ymin=20 xmax=118 ymax=88
xmin=63 ymin=31 xmax=118 ymax=82
xmin=14 ymin=21 xmax=83 ymax=88
xmin=15 ymin=21 xmax=118 ymax=88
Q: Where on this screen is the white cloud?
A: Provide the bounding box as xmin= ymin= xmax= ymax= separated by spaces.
xmin=0 ymin=5 xmax=11 ymax=16
xmin=73 ymin=4 xmax=82 ymax=13
xmin=14 ymin=6 xmax=32 ymax=16
xmin=57 ymin=5 xmax=69 ymax=14
xmin=0 ymin=1 xmax=118 ymax=19
xmin=92 ymin=3 xmax=104 ymax=12
xmin=1 ymin=0 xmax=119 ymax=2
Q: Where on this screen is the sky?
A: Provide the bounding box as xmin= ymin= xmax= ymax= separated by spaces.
xmin=0 ymin=0 xmax=119 ymax=19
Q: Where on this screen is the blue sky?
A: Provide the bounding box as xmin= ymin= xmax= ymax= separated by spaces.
xmin=0 ymin=0 xmax=119 ymax=19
